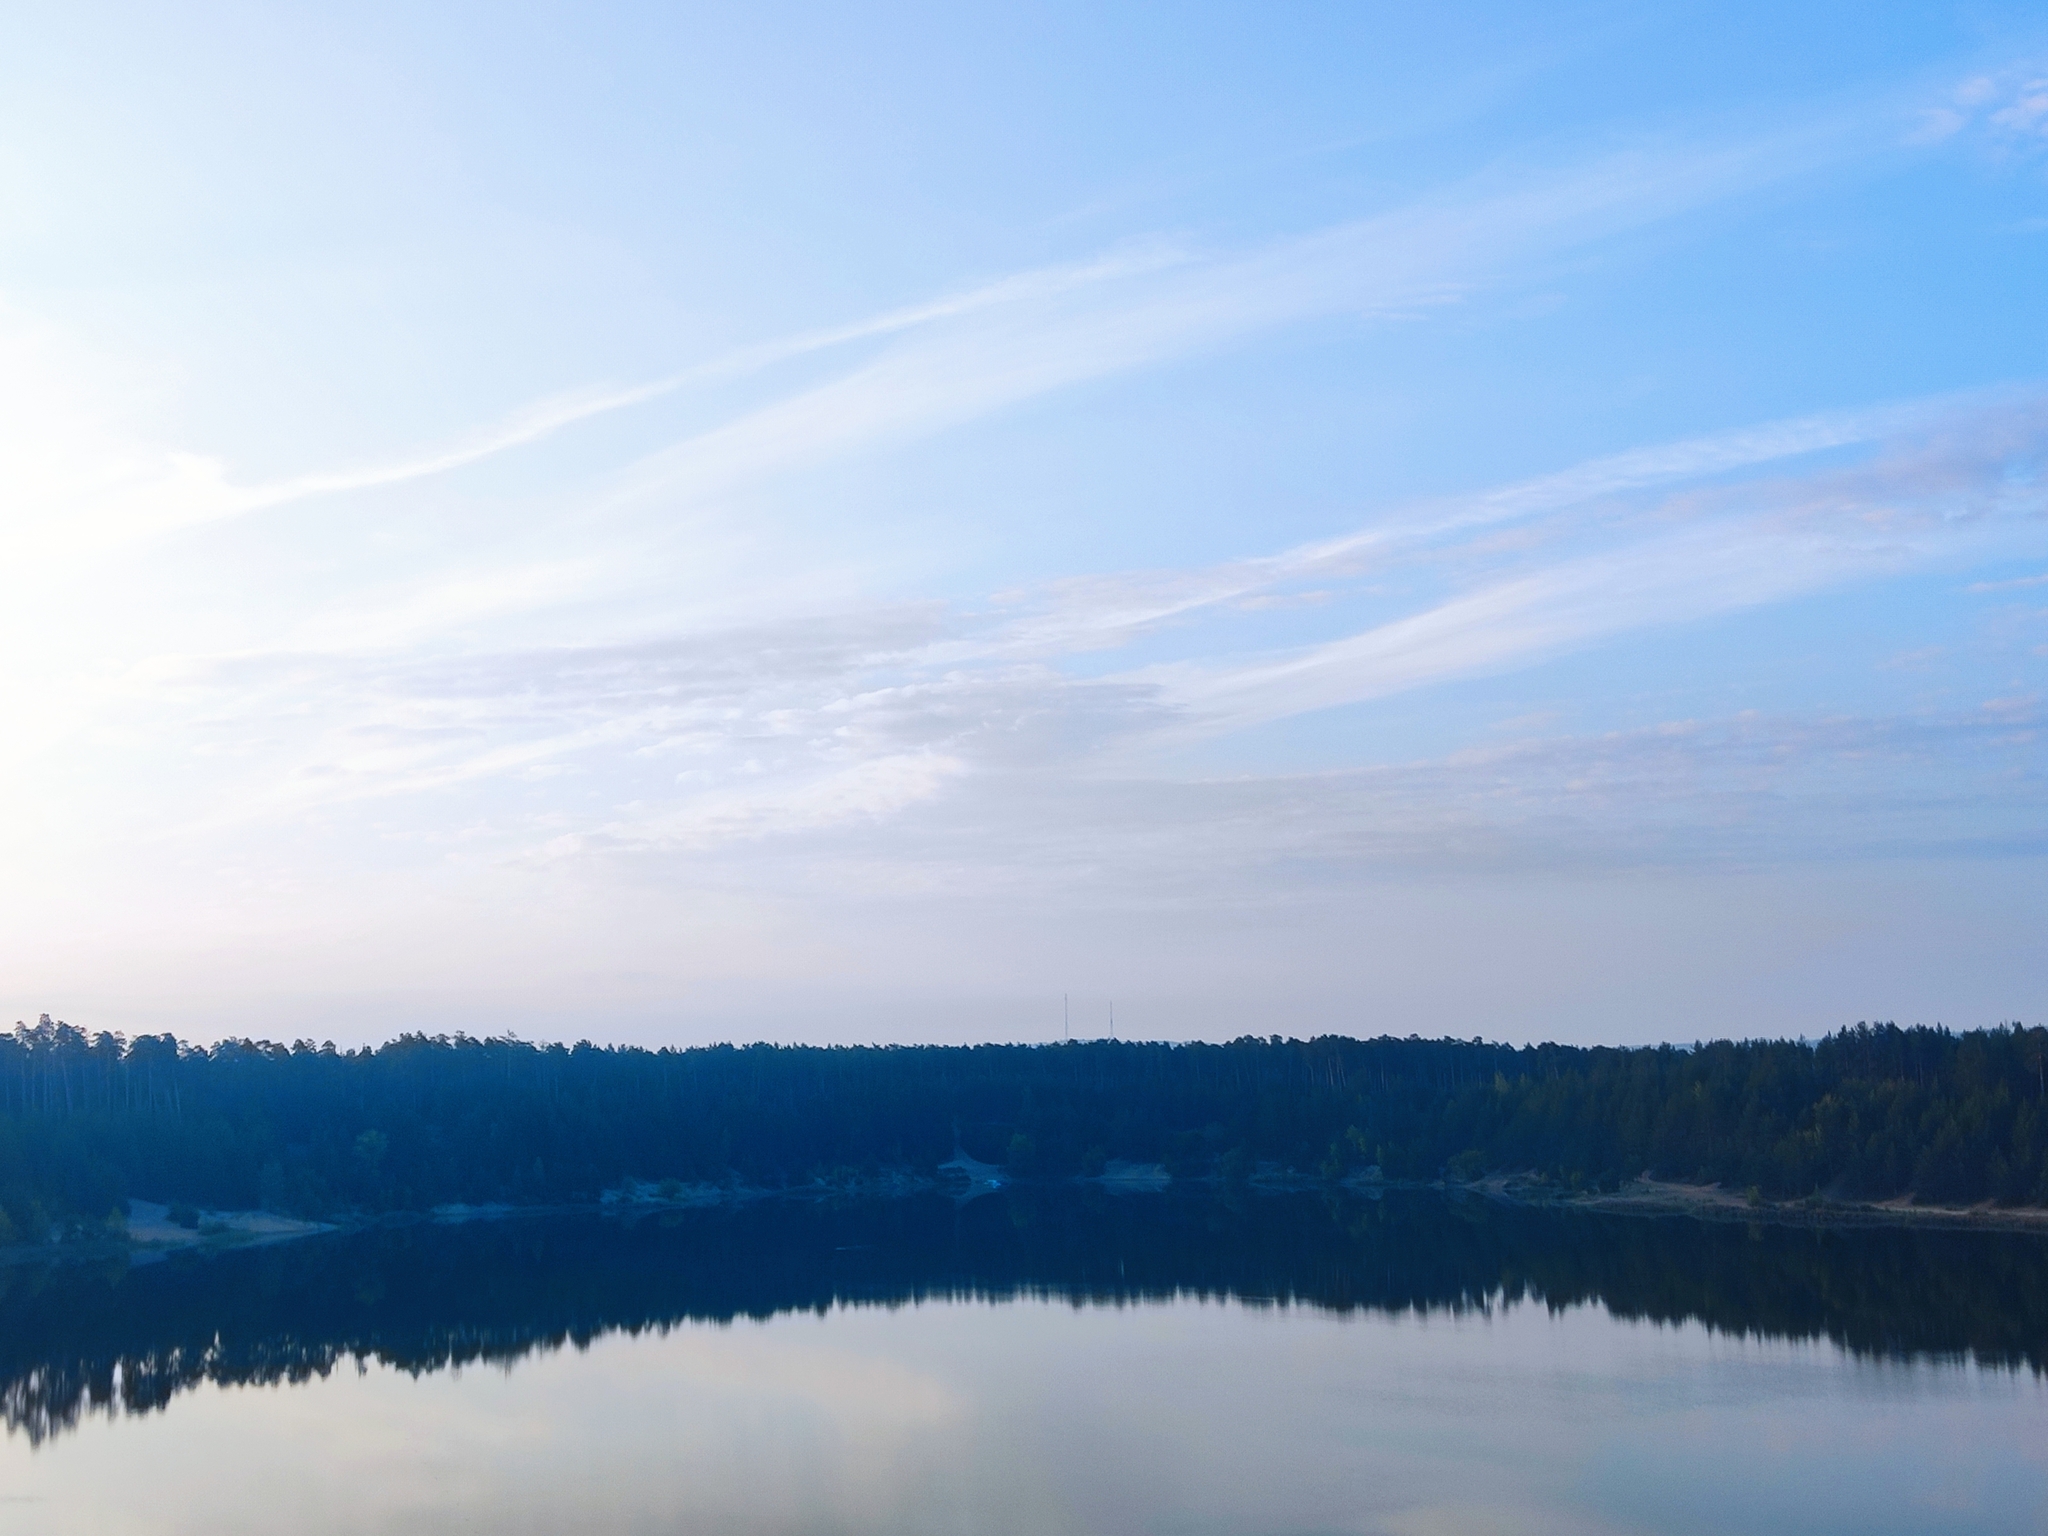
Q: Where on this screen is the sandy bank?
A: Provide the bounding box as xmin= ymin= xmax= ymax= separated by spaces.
xmin=123 ymin=1200 xmax=336 ymax=1259
xmin=1474 ymin=1175 xmax=2048 ymax=1234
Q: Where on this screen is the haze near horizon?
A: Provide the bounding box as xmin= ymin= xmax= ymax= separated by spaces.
xmin=3 ymin=3 xmax=2045 ymax=1048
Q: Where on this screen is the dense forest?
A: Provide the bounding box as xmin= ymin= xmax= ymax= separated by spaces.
xmin=2 ymin=1016 xmax=2045 ymax=1237
xmin=8 ymin=1188 xmax=2048 ymax=1444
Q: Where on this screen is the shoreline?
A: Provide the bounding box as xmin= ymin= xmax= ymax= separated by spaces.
xmin=9 ymin=1170 xmax=2048 ymax=1271
xmin=1454 ymin=1173 xmax=2048 ymax=1235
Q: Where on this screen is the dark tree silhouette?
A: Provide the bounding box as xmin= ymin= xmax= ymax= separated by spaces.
xmin=2 ymin=1015 xmax=2045 ymax=1231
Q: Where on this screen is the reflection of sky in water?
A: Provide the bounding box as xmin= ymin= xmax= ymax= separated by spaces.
xmin=3 ymin=1298 xmax=2043 ymax=1536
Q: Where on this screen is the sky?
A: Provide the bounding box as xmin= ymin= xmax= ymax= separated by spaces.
xmin=1 ymin=2 xmax=2045 ymax=1049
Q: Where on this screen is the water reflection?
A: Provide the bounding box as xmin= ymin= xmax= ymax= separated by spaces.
xmin=6 ymin=1188 xmax=2046 ymax=1448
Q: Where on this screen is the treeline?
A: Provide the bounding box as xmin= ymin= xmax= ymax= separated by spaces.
xmin=1 ymin=1015 xmax=2045 ymax=1234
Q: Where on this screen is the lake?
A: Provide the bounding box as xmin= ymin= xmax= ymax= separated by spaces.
xmin=2 ymin=1189 xmax=2044 ymax=1534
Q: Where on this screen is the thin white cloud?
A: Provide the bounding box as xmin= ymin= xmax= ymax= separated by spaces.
xmin=608 ymin=131 xmax=1853 ymax=514
xmin=997 ymin=395 xmax=1955 ymax=655
xmin=2 ymin=83 xmax=2039 ymax=1032
xmin=0 ymin=97 xmax=1874 ymax=582
xmin=232 ymin=241 xmax=1194 ymax=517
xmin=1968 ymin=570 xmax=2048 ymax=593
xmin=1908 ymin=66 xmax=2048 ymax=147
xmin=1145 ymin=523 xmax=1899 ymax=732
xmin=0 ymin=245 xmax=1189 ymax=562
xmin=106 ymin=386 xmax=2048 ymax=872
xmin=592 ymin=750 xmax=970 ymax=854
xmin=1090 ymin=394 xmax=2048 ymax=734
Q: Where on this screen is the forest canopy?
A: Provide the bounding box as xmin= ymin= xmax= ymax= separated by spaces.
xmin=2 ymin=1017 xmax=2044 ymax=1238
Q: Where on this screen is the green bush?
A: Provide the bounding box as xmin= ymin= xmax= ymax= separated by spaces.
xmin=1005 ymin=1133 xmax=1038 ymax=1173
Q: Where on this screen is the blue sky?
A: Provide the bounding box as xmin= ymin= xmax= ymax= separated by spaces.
xmin=1 ymin=3 xmax=2044 ymax=1045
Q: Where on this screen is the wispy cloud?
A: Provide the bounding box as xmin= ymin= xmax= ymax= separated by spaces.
xmin=607 ymin=131 xmax=1855 ymax=515
xmin=105 ymin=387 xmax=2048 ymax=884
xmin=996 ymin=396 xmax=1954 ymax=656
xmin=0 ymin=95 xmax=1878 ymax=580
xmin=1913 ymin=67 xmax=2048 ymax=147
xmin=0 ymin=245 xmax=1188 ymax=562
xmin=3 ymin=72 xmax=2042 ymax=1033
xmin=1006 ymin=389 xmax=2047 ymax=737
xmin=236 ymin=242 xmax=1196 ymax=516
xmin=1969 ymin=570 xmax=2048 ymax=593
xmin=581 ymin=696 xmax=2048 ymax=903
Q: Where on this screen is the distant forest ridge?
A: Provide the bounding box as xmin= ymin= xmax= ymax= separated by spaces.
xmin=1 ymin=1017 xmax=2045 ymax=1237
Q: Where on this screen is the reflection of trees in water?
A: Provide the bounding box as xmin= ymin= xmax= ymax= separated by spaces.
xmin=4 ymin=1190 xmax=2045 ymax=1445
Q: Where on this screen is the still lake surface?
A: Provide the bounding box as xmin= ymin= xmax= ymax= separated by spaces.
xmin=2 ymin=1188 xmax=2045 ymax=1534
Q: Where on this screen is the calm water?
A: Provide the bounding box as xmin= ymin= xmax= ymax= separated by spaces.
xmin=2 ymin=1190 xmax=2045 ymax=1534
